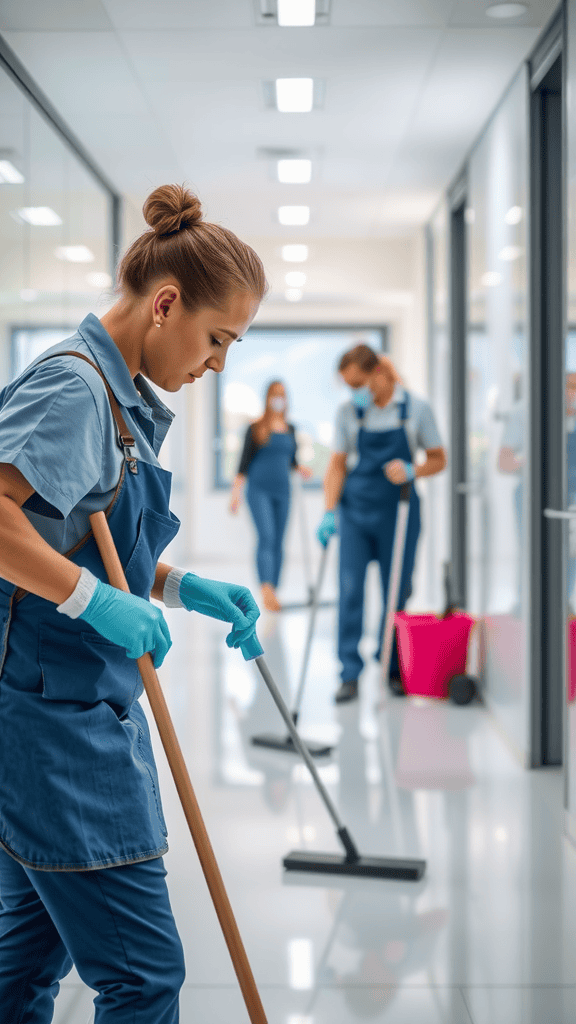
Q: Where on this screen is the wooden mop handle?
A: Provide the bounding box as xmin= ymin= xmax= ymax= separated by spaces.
xmin=89 ymin=511 xmax=268 ymax=1024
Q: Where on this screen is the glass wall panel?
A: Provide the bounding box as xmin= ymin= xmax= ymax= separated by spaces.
xmin=0 ymin=58 xmax=115 ymax=388
xmin=426 ymin=205 xmax=451 ymax=609
xmin=0 ymin=70 xmax=27 ymax=383
xmin=466 ymin=67 xmax=529 ymax=761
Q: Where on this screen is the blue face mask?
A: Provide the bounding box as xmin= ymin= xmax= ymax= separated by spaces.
xmin=351 ymin=386 xmax=372 ymax=410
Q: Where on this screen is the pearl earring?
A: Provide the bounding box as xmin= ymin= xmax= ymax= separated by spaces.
xmin=156 ymin=322 xmax=162 ymax=328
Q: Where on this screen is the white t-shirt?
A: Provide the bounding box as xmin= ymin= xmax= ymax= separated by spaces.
xmin=334 ymin=386 xmax=442 ymax=471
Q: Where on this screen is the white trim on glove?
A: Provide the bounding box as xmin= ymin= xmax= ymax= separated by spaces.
xmin=56 ymin=566 xmax=99 ymax=618
xmin=163 ymin=567 xmax=188 ymax=608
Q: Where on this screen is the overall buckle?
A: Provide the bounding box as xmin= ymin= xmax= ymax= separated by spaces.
xmin=119 ymin=433 xmax=138 ymax=474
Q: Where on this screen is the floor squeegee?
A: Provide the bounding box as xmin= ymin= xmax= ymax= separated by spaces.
xmin=241 ymin=630 xmax=426 ymax=882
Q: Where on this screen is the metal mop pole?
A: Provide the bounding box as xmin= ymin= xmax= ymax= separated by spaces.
xmin=250 ymin=541 xmax=333 ymax=756
xmin=249 ymin=643 xmax=359 ymax=861
xmin=89 ymin=511 xmax=268 ymax=1024
xmin=291 ymin=540 xmax=330 ymax=725
xmin=380 ymin=482 xmax=411 ymax=687
xmin=295 ymin=474 xmax=314 ymax=603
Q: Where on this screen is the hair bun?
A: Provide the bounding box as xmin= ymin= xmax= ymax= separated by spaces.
xmin=143 ymin=184 xmax=203 ymax=236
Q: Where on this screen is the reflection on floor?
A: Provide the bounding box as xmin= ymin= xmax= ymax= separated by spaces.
xmin=53 ymin=572 xmax=576 ymax=1024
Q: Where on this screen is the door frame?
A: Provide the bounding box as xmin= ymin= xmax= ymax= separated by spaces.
xmin=528 ymin=8 xmax=565 ymax=768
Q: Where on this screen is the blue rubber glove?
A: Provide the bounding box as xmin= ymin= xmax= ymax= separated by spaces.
xmin=79 ymin=580 xmax=172 ymax=668
xmin=317 ymin=510 xmax=337 ymax=547
xmin=402 ymin=461 xmax=416 ymax=482
xmin=178 ymin=573 xmax=260 ymax=650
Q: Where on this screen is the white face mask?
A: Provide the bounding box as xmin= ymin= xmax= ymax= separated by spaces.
xmin=270 ymin=396 xmax=286 ymax=413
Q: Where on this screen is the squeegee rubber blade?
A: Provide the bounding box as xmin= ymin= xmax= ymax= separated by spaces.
xmin=250 ymin=734 xmax=333 ymax=757
xmin=282 ymin=851 xmax=426 ymax=882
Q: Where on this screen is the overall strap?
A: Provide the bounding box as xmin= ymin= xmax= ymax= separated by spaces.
xmin=36 ymin=351 xmax=139 ymax=475
xmin=13 ymin=351 xmax=135 ymax=605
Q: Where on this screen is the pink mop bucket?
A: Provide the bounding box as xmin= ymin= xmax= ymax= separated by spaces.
xmin=394 ymin=611 xmax=476 ymax=699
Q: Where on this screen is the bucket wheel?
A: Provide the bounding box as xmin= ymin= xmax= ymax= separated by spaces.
xmin=448 ymin=674 xmax=478 ymax=705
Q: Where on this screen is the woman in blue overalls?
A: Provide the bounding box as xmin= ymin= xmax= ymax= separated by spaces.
xmin=230 ymin=381 xmax=312 ymax=611
xmin=317 ymin=345 xmax=446 ymax=703
xmin=0 ymin=184 xmax=266 ymax=1022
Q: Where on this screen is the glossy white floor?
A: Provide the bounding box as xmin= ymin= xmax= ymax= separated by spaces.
xmin=52 ymin=556 xmax=576 ymax=1024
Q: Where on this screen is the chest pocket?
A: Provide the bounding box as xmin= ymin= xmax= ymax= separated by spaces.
xmin=124 ymin=506 xmax=180 ymax=600
xmin=39 ymin=620 xmax=142 ymax=715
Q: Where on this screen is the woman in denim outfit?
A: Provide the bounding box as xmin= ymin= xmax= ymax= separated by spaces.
xmin=0 ymin=184 xmax=266 ymax=1022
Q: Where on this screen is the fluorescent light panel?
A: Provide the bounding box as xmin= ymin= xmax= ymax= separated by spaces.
xmin=285 ymin=271 xmax=306 ymax=287
xmin=86 ymin=271 xmax=112 ymax=288
xmin=282 ymin=244 xmax=308 ymax=262
xmin=0 ymin=160 xmax=24 ymax=184
xmin=505 ymin=205 xmax=523 ymax=225
xmin=15 ymin=206 xmax=62 ymax=226
xmin=275 ymin=78 xmax=314 ymax=112
xmin=498 ymin=245 xmax=523 ymax=262
xmin=481 ymin=271 xmax=502 ymax=287
xmin=278 ymin=205 xmax=309 ymax=225
xmin=486 ymin=3 xmax=528 ymax=17
xmin=277 ymin=0 xmax=315 ymax=26
xmin=55 ymin=245 xmax=94 ymax=263
xmin=278 ymin=159 xmax=311 ymax=183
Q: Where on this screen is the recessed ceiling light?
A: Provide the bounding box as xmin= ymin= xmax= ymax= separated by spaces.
xmin=285 ymin=271 xmax=306 ymax=287
xmin=86 ymin=271 xmax=113 ymax=288
xmin=285 ymin=288 xmax=303 ymax=302
xmin=277 ymin=0 xmax=315 ymax=26
xmin=282 ymin=244 xmax=308 ymax=262
xmin=55 ymin=245 xmax=94 ymax=263
xmin=481 ymin=271 xmax=503 ymax=287
xmin=278 ymin=158 xmax=312 ymax=183
xmin=275 ymin=78 xmax=314 ymax=112
xmin=13 ymin=206 xmax=62 ymax=226
xmin=0 ymin=160 xmax=24 ymax=184
xmin=486 ymin=3 xmax=528 ymax=19
xmin=505 ymin=205 xmax=523 ymax=225
xmin=279 ymin=205 xmax=310 ymax=225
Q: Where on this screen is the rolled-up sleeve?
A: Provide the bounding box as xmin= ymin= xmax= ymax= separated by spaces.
xmin=416 ymin=400 xmax=443 ymax=450
xmin=333 ymin=404 xmax=351 ymax=453
xmin=0 ymin=363 xmax=104 ymax=519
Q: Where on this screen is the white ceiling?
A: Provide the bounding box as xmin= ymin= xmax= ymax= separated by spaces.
xmin=0 ymin=0 xmax=560 ymax=240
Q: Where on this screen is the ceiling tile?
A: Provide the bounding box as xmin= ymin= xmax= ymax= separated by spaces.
xmin=0 ymin=0 xmax=113 ymax=32
xmin=449 ymin=0 xmax=558 ymax=28
xmin=3 ymin=32 xmax=155 ymax=118
xmin=330 ymin=0 xmax=454 ymax=27
xmin=102 ymin=0 xmax=254 ymax=30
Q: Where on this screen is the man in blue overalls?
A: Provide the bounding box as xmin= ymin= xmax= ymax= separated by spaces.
xmin=317 ymin=345 xmax=447 ymax=703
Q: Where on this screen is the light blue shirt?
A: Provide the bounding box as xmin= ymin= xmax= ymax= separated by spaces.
xmin=0 ymin=314 xmax=174 ymax=553
xmin=334 ymin=386 xmax=442 ymax=470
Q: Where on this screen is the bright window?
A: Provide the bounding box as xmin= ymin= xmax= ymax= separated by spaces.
xmin=215 ymin=325 xmax=388 ymax=487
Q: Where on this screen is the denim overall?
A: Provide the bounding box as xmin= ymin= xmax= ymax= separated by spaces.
xmin=246 ymin=432 xmax=296 ymax=586
xmin=338 ymin=392 xmax=421 ymax=682
xmin=0 ymin=351 xmax=180 ymax=871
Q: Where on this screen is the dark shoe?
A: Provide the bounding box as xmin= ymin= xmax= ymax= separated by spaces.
xmin=335 ymin=680 xmax=359 ymax=704
xmin=388 ymin=671 xmax=406 ymax=696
